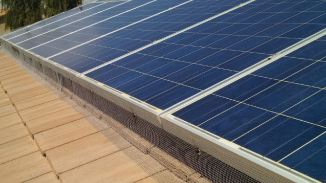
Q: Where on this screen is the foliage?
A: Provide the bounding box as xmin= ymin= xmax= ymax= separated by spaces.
xmin=43 ymin=0 xmax=81 ymax=18
xmin=1 ymin=0 xmax=43 ymax=30
xmin=0 ymin=0 xmax=82 ymax=30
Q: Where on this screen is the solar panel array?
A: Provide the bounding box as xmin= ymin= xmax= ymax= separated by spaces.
xmin=2 ymin=0 xmax=326 ymax=181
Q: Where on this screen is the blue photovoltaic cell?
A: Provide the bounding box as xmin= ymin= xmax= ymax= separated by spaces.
xmin=2 ymin=3 xmax=100 ymax=40
xmin=174 ymin=36 xmax=326 ymax=181
xmin=9 ymin=2 xmax=123 ymax=44
xmin=17 ymin=0 xmax=158 ymax=50
xmin=281 ymin=133 xmax=326 ymax=181
xmin=29 ymin=0 xmax=192 ymax=58
xmin=44 ymin=0 xmax=249 ymax=61
xmin=81 ymin=0 xmax=326 ymax=111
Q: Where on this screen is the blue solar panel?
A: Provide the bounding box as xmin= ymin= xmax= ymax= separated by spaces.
xmin=2 ymin=3 xmax=101 ymax=40
xmin=79 ymin=0 xmax=326 ymax=110
xmin=36 ymin=0 xmax=249 ymax=61
xmin=16 ymin=0 xmax=159 ymax=50
xmin=173 ymin=36 xmax=326 ymax=181
xmin=3 ymin=0 xmax=326 ymax=181
xmin=26 ymin=0 xmax=193 ymax=58
xmin=8 ymin=2 xmax=124 ymax=44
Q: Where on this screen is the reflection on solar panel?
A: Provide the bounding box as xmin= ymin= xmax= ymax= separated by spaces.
xmin=2 ymin=0 xmax=326 ymax=182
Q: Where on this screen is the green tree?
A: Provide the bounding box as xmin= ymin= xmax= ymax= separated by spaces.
xmin=1 ymin=0 xmax=43 ymax=30
xmin=0 ymin=0 xmax=82 ymax=30
xmin=43 ymin=0 xmax=81 ymax=18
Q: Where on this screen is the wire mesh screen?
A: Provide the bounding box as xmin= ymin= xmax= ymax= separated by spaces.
xmin=0 ymin=43 xmax=286 ymax=183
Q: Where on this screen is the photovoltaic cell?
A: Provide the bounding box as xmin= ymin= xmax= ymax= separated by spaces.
xmin=39 ymin=0 xmax=249 ymax=61
xmin=81 ymin=0 xmax=326 ymax=110
xmin=27 ymin=0 xmax=192 ymax=58
xmin=17 ymin=0 xmax=159 ymax=51
xmin=173 ymin=36 xmax=326 ymax=181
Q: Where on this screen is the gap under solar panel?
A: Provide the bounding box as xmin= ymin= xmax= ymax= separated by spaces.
xmin=8 ymin=1 xmax=124 ymax=44
xmin=2 ymin=3 xmax=101 ymax=40
xmin=173 ymin=36 xmax=326 ymax=181
xmin=81 ymin=0 xmax=326 ymax=110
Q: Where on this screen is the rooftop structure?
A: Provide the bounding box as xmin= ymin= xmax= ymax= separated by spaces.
xmin=1 ymin=0 xmax=326 ymax=182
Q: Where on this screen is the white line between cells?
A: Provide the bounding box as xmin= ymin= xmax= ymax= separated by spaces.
xmin=29 ymin=0 xmax=157 ymax=51
xmin=6 ymin=2 xmax=106 ymax=40
xmin=16 ymin=1 xmax=130 ymax=45
xmin=47 ymin=0 xmax=193 ymax=59
xmin=81 ymin=0 xmax=256 ymax=75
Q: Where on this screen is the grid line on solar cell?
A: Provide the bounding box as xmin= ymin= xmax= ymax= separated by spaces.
xmin=175 ymin=55 xmax=326 ymax=129
xmin=81 ymin=0 xmax=256 ymax=75
xmin=69 ymin=0 xmax=326 ymax=76
xmin=171 ymin=34 xmax=326 ymax=181
xmin=3 ymin=3 xmax=104 ymax=40
xmin=28 ymin=0 xmax=158 ymax=51
xmin=41 ymin=0 xmax=252 ymax=64
xmin=45 ymin=0 xmax=194 ymax=59
xmin=278 ymin=131 xmax=326 ymax=162
xmin=13 ymin=0 xmax=168 ymax=50
xmin=15 ymin=1 xmax=129 ymax=45
xmin=61 ymin=0 xmax=320 ymax=111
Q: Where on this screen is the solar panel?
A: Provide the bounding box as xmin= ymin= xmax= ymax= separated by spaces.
xmin=173 ymin=35 xmax=326 ymax=181
xmin=78 ymin=0 xmax=326 ymax=110
xmin=14 ymin=0 xmax=160 ymax=50
xmin=2 ymin=0 xmax=326 ymax=181
xmin=37 ymin=0 xmax=250 ymax=60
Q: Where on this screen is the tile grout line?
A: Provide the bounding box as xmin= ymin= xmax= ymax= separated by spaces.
xmin=0 ymin=150 xmax=39 ymax=166
xmin=57 ymin=145 xmax=132 ymax=177
xmin=0 ymin=78 xmax=62 ymax=182
xmin=0 ymin=135 xmax=29 ymax=146
xmin=41 ymin=124 xmax=111 ymax=155
xmin=20 ymin=171 xmax=58 ymax=183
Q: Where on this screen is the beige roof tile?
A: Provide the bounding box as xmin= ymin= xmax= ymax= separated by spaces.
xmin=2 ymin=77 xmax=37 ymax=91
xmin=59 ymin=150 xmax=150 ymax=183
xmin=1 ymin=73 xmax=32 ymax=85
xmin=0 ymin=113 xmax=22 ymax=130
xmin=19 ymin=99 xmax=71 ymax=121
xmin=0 ymin=152 xmax=52 ymax=183
xmin=0 ymin=123 xmax=29 ymax=145
xmin=0 ymin=92 xmax=8 ymax=100
xmin=0 ymin=136 xmax=38 ymax=164
xmin=14 ymin=91 xmax=58 ymax=111
xmin=9 ymin=85 xmax=51 ymax=103
xmin=24 ymin=172 xmax=60 ymax=183
xmin=0 ymin=104 xmax=16 ymax=118
xmin=0 ymin=97 xmax=11 ymax=108
xmin=0 ymin=67 xmax=24 ymax=78
xmin=0 ymin=64 xmax=20 ymax=73
xmin=34 ymin=118 xmax=99 ymax=152
xmin=47 ymin=131 xmax=120 ymax=174
xmin=7 ymin=81 xmax=42 ymax=95
xmin=0 ymin=70 xmax=30 ymax=82
xmin=26 ymin=107 xmax=83 ymax=135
